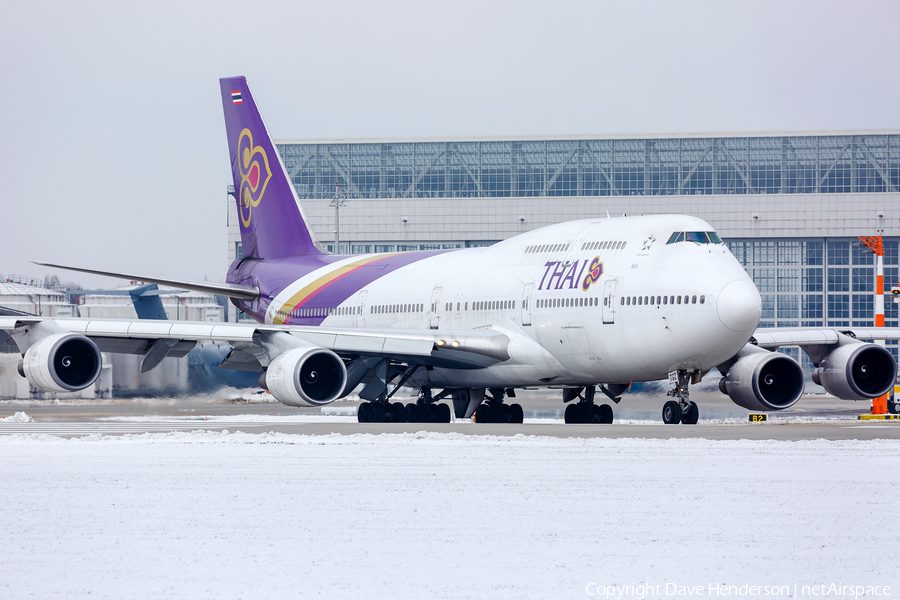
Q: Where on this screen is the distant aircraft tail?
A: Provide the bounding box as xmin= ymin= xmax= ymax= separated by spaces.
xmin=220 ymin=76 xmax=322 ymax=259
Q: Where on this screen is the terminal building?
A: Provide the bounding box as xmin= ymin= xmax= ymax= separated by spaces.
xmin=227 ymin=129 xmax=900 ymax=366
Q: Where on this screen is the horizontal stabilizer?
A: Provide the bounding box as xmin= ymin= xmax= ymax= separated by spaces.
xmin=33 ymin=262 xmax=259 ymax=300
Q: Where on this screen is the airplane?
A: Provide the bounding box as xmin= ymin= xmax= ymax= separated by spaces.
xmin=5 ymin=76 xmax=899 ymax=424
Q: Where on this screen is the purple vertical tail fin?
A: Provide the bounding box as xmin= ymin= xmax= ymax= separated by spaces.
xmin=220 ymin=76 xmax=322 ymax=259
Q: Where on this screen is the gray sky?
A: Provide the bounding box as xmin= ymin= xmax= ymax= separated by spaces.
xmin=3 ymin=0 xmax=899 ymax=288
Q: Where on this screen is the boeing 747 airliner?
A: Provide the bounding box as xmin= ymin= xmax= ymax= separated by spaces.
xmin=8 ymin=77 xmax=898 ymax=424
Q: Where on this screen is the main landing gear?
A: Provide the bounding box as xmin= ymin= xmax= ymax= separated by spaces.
xmin=357 ymin=388 xmax=452 ymax=423
xmin=663 ymin=370 xmax=699 ymax=425
xmin=563 ymin=385 xmax=615 ymax=424
xmin=474 ymin=388 xmax=524 ymax=424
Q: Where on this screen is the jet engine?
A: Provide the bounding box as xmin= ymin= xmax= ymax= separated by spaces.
xmin=812 ymin=342 xmax=896 ymax=401
xmin=718 ymin=346 xmax=804 ymax=411
xmin=264 ymin=344 xmax=347 ymax=407
xmin=20 ymin=333 xmax=102 ymax=393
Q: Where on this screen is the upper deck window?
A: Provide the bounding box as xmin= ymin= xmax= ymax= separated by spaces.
xmin=666 ymin=231 xmax=724 ymax=245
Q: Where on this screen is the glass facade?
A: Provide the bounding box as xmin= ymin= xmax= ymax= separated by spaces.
xmin=728 ymin=239 xmax=899 ymax=362
xmin=277 ymin=134 xmax=900 ymax=199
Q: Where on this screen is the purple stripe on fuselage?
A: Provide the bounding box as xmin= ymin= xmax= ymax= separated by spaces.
xmin=228 ymin=249 xmax=454 ymax=324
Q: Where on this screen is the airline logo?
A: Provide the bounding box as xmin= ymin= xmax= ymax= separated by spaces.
xmin=237 ymin=128 xmax=272 ymax=227
xmin=539 ymin=256 xmax=603 ymax=291
xmin=581 ymin=257 xmax=603 ymax=291
xmin=231 ymin=91 xmax=242 ymax=104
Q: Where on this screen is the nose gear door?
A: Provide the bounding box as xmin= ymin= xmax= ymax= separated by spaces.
xmin=602 ymin=279 xmax=617 ymax=324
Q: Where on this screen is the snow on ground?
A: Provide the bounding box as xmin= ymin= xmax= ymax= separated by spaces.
xmin=0 ymin=432 xmax=898 ymax=600
xmin=0 ymin=412 xmax=32 ymax=423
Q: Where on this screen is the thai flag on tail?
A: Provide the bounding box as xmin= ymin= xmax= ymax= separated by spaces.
xmin=231 ymin=91 xmax=242 ymax=104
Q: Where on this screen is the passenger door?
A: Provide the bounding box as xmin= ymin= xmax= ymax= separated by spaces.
xmin=430 ymin=287 xmax=442 ymax=329
xmin=602 ymin=279 xmax=617 ymax=324
xmin=356 ymin=290 xmax=367 ymax=328
xmin=521 ymin=282 xmax=534 ymax=326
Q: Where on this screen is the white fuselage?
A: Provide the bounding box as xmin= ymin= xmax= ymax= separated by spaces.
xmin=267 ymin=215 xmax=760 ymax=388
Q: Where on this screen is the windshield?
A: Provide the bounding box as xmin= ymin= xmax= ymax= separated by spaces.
xmin=666 ymin=231 xmax=724 ymax=245
xmin=685 ymin=232 xmax=707 ymax=243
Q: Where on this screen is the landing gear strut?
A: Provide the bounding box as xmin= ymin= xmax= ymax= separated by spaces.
xmin=664 ymin=370 xmax=699 ymax=425
xmin=563 ymin=385 xmax=614 ymax=424
xmin=475 ymin=388 xmax=524 ymax=424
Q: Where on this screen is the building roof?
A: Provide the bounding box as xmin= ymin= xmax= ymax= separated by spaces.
xmin=0 ymin=281 xmax=67 ymax=298
xmin=277 ymin=128 xmax=900 ymax=146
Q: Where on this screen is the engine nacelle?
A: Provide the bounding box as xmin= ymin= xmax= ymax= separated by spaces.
xmin=812 ymin=342 xmax=897 ymax=401
xmin=21 ymin=333 xmax=102 ymax=393
xmin=265 ymin=345 xmax=347 ymax=407
xmin=718 ymin=347 xmax=804 ymax=411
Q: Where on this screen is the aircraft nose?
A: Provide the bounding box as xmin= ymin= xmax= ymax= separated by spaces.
xmin=717 ymin=280 xmax=761 ymax=332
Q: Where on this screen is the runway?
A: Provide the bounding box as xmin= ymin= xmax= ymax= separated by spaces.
xmin=1 ymin=392 xmax=898 ymax=440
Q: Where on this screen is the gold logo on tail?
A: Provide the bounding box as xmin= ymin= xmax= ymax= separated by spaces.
xmin=237 ymin=128 xmax=272 ymax=227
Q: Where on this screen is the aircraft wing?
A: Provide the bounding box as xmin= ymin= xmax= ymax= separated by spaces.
xmin=752 ymin=327 xmax=900 ymax=349
xmin=32 ymin=262 xmax=259 ymax=300
xmin=0 ymin=316 xmax=512 ymax=373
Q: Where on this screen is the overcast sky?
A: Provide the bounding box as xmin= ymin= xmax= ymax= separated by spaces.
xmin=3 ymin=0 xmax=898 ymax=288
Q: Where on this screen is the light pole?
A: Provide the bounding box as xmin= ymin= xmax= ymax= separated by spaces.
xmin=330 ymin=182 xmax=348 ymax=253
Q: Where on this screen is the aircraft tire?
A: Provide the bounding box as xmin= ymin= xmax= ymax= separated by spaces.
xmin=500 ymin=404 xmax=512 ymax=423
xmin=662 ymin=401 xmax=681 ymax=424
xmin=437 ymin=403 xmax=451 ymax=423
xmin=598 ymin=403 xmax=614 ymax=424
xmin=564 ymin=403 xmax=578 ymax=424
xmin=391 ymin=402 xmax=406 ymax=423
xmin=405 ymin=403 xmax=419 ymax=423
xmin=357 ymin=403 xmax=368 ymax=423
xmin=476 ymin=403 xmax=492 ymax=423
xmin=509 ymin=403 xmax=524 ymax=424
xmin=373 ymin=402 xmax=385 ymax=423
xmin=579 ymin=403 xmax=594 ymax=423
xmin=682 ymin=401 xmax=699 ymax=424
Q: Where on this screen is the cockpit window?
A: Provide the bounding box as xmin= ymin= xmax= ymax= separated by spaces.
xmin=685 ymin=231 xmax=707 ymax=243
xmin=667 ymin=231 xmax=724 ymax=245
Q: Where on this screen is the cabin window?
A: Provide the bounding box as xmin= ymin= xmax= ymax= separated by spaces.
xmin=692 ymin=295 xmax=697 ymax=304
xmin=700 ymin=295 xmax=705 ymax=304
xmin=677 ymin=296 xmax=682 ymax=305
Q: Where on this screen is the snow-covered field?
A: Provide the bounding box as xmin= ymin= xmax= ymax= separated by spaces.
xmin=0 ymin=432 xmax=898 ymax=599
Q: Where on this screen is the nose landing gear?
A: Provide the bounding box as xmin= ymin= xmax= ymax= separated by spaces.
xmin=664 ymin=370 xmax=700 ymax=424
